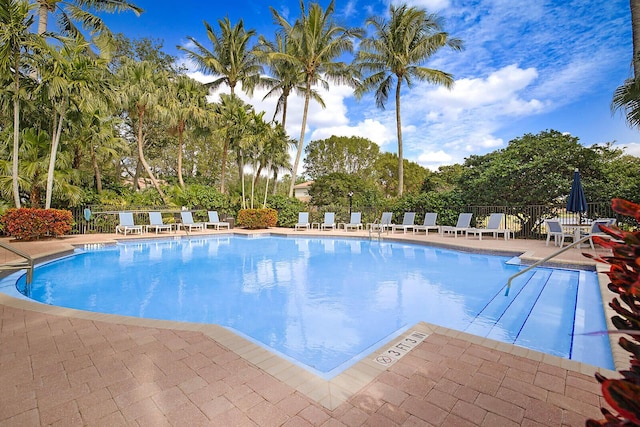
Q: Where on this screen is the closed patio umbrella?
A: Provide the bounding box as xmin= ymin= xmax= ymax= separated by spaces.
xmin=566 ymin=168 xmax=587 ymax=219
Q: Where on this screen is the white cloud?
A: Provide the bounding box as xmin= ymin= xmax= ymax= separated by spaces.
xmin=391 ymin=0 xmax=451 ymax=11
xmin=618 ymin=142 xmax=640 ymax=157
xmin=309 ymin=119 xmax=395 ymax=146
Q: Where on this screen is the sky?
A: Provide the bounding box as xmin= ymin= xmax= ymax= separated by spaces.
xmin=95 ymin=0 xmax=639 ymax=171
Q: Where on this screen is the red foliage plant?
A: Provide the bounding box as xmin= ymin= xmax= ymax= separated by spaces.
xmin=584 ymin=198 xmax=640 ymax=427
xmin=1 ymin=208 xmax=73 ymax=240
xmin=236 ymin=208 xmax=278 ymax=229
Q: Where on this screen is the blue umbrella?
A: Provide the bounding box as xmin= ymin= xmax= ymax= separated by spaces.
xmin=566 ymin=168 xmax=587 ymax=214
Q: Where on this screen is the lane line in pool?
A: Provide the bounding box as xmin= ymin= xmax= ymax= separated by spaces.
xmin=373 ymin=330 xmax=429 ymax=368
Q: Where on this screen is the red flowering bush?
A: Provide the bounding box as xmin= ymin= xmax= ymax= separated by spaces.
xmin=237 ymin=208 xmax=278 ymax=229
xmin=584 ymin=198 xmax=640 ymax=426
xmin=1 ymin=208 xmax=73 ymax=240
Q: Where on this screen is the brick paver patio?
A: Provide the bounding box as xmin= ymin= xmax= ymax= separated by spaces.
xmin=0 ymin=230 xmax=617 ymax=426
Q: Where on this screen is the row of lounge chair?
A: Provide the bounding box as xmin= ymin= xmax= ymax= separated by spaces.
xmin=293 ymin=211 xmax=512 ymax=240
xmin=115 ymin=211 xmax=230 ymax=235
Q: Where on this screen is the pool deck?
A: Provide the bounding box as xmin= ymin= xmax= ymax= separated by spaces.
xmin=0 ymin=228 xmax=619 ymax=426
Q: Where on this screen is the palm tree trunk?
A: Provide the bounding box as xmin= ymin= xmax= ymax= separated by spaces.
xmin=263 ymin=158 xmax=273 ymax=208
xmin=395 ymin=78 xmax=404 ymax=197
xmin=177 ymin=121 xmax=185 ymax=188
xmin=288 ymin=81 xmax=312 ymax=197
xmin=632 ymin=0 xmax=640 ymax=77
xmin=137 ymin=110 xmax=168 ymax=204
xmin=45 ymin=106 xmax=66 ymax=209
xmin=12 ymin=60 xmax=21 ymax=208
xmin=220 ymin=137 xmax=229 ymax=193
xmin=238 ymin=157 xmax=246 ymax=209
xmin=281 ymin=97 xmax=288 ymax=129
xmin=90 ymin=143 xmax=102 ymax=193
xmin=37 ymin=1 xmax=49 ymax=35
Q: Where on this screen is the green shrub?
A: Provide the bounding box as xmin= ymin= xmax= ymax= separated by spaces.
xmin=237 ymin=208 xmax=278 ymax=229
xmin=266 ymin=195 xmax=307 ymax=227
xmin=1 ymin=208 xmax=73 ymax=240
xmin=173 ymin=184 xmax=230 ymax=212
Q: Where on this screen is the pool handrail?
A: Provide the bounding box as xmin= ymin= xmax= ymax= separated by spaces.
xmin=0 ymin=240 xmax=33 ymax=286
xmin=504 ymin=234 xmax=602 ymax=296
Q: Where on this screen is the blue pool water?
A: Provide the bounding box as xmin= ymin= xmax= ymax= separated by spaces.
xmin=7 ymin=235 xmax=613 ymax=377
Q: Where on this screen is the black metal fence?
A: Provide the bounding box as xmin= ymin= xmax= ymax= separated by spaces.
xmin=70 ymin=201 xmax=627 ymax=240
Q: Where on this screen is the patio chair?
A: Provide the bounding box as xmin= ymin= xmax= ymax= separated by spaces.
xmin=294 ymin=212 xmax=310 ymax=231
xmin=545 ymin=219 xmax=574 ymax=247
xmin=145 ymin=212 xmax=173 ymax=234
xmin=115 ymin=212 xmax=143 ymax=236
xmin=320 ymin=212 xmax=336 ymax=231
xmin=179 ymin=211 xmax=205 ymax=232
xmin=392 ymin=212 xmax=416 ymax=234
xmin=368 ymin=212 xmax=393 ymax=232
xmin=466 ymin=213 xmax=511 ymax=240
xmin=580 ymin=218 xmax=616 ymax=249
xmin=413 ymin=213 xmax=439 ymax=235
xmin=441 ymin=213 xmax=473 ymax=238
xmin=342 ymin=212 xmax=363 ymax=231
xmin=205 ymin=211 xmax=230 ymax=230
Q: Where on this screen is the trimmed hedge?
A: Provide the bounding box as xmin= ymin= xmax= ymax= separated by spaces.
xmin=236 ymin=208 xmax=278 ymax=229
xmin=1 ymin=208 xmax=73 ymax=240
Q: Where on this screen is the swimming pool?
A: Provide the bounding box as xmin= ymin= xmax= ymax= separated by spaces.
xmin=6 ymin=235 xmax=613 ymax=378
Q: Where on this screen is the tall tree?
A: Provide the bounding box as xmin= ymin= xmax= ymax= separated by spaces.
xmin=258 ymin=33 xmax=323 ymax=127
xmin=355 ymin=4 xmax=462 ymax=196
xmin=270 ymin=0 xmax=363 ymax=198
xmin=611 ymin=0 xmax=640 ymax=128
xmin=304 ymin=135 xmax=380 ymax=180
xmin=0 ymin=0 xmax=40 ymax=207
xmin=179 ymin=17 xmax=263 ymax=193
xmin=116 ymin=59 xmax=168 ymax=204
xmin=165 ymin=75 xmax=207 ymax=188
xmin=35 ymin=0 xmax=142 ymax=40
xmin=38 ymin=39 xmax=111 ymax=208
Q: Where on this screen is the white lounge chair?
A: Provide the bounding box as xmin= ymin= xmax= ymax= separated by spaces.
xmin=368 ymin=212 xmax=393 ymax=232
xmin=145 ymin=212 xmax=173 ymax=234
xmin=343 ymin=212 xmax=363 ymax=231
xmin=392 ymin=212 xmax=416 ymax=234
xmin=413 ymin=213 xmax=439 ymax=235
xmin=466 ymin=213 xmax=511 ymax=240
xmin=116 ymin=212 xmax=143 ymax=236
xmin=545 ymin=219 xmax=574 ymax=247
xmin=294 ymin=212 xmax=310 ymax=231
xmin=320 ymin=212 xmax=336 ymax=231
xmin=441 ymin=213 xmax=473 ymax=238
xmin=205 ymin=211 xmax=230 ymax=230
xmin=179 ymin=211 xmax=205 ymax=232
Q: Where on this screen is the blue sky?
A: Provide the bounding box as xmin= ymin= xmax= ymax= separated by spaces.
xmin=96 ymin=0 xmax=639 ymax=170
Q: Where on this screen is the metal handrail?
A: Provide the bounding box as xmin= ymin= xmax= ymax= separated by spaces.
xmin=504 ymin=234 xmax=596 ymax=296
xmin=0 ymin=240 xmax=33 ymax=285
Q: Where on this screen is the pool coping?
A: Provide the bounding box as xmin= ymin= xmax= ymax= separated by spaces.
xmin=0 ymin=231 xmax=621 ymax=410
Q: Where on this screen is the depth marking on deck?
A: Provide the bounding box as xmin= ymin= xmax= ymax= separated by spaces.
xmin=374 ymin=330 xmax=429 ymax=367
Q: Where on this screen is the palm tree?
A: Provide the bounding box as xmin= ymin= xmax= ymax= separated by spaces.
xmin=261 ymin=122 xmax=293 ymax=207
xmin=269 ymin=0 xmax=363 ymax=198
xmin=611 ymin=0 xmax=640 ymax=128
xmin=257 ymin=33 xmax=323 ymax=128
xmin=179 ymin=17 xmax=262 ymax=193
xmin=355 ymin=4 xmax=462 ymax=196
xmin=214 ymin=94 xmax=254 ymax=206
xmin=38 ymin=38 xmax=111 ymax=208
xmin=0 ymin=0 xmax=40 ymax=207
xmin=35 ymin=0 xmax=142 ymax=39
xmin=116 ymin=59 xmax=168 ymax=204
xmin=165 ymin=75 xmax=207 ymax=188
